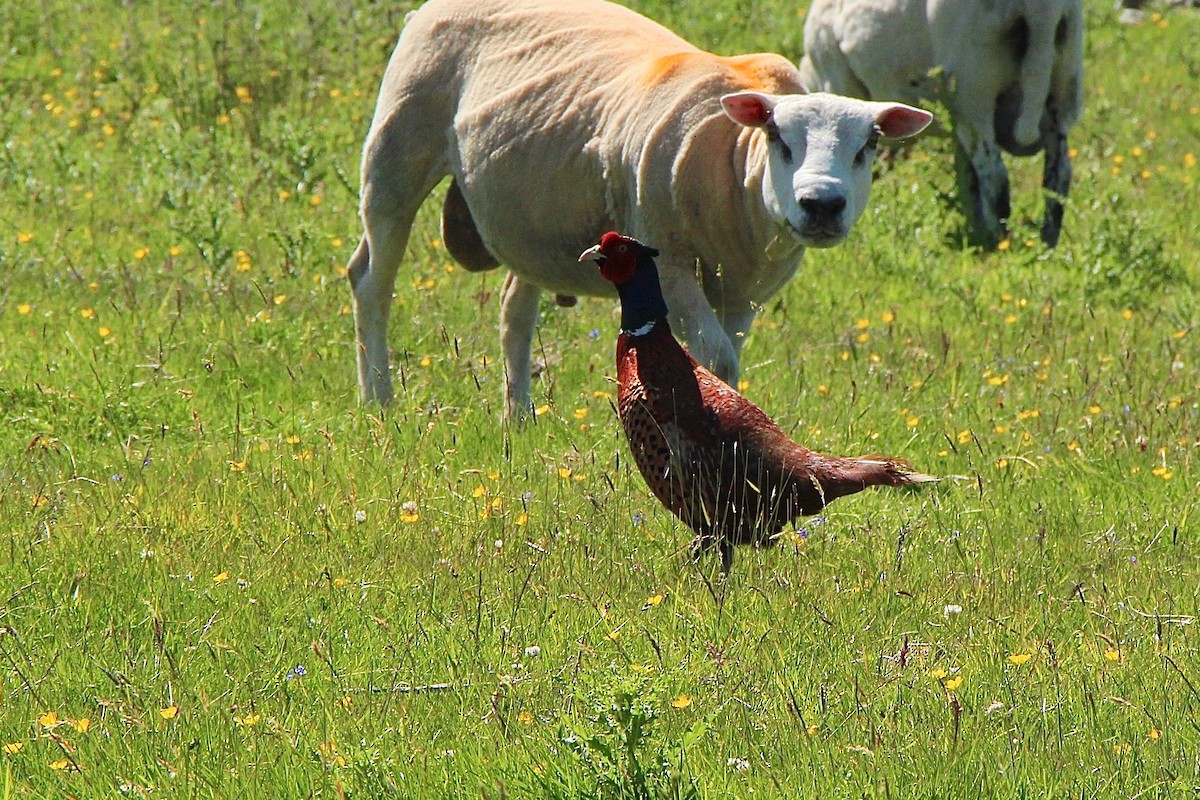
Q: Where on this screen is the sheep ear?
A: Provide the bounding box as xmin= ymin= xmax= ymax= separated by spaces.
xmin=721 ymin=92 xmax=777 ymax=128
xmin=873 ymin=103 xmax=934 ymax=139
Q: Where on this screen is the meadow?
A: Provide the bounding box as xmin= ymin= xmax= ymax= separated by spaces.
xmin=1 ymin=0 xmax=1198 ymax=796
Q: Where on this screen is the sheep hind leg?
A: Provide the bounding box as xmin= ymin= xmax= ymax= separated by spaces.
xmin=349 ymin=210 xmax=420 ymax=407
xmin=1040 ymin=129 xmax=1071 ymax=247
xmin=953 ymin=134 xmax=1010 ymax=250
xmin=499 ymin=272 xmax=543 ymax=421
xmin=350 ymin=133 xmax=445 ymax=406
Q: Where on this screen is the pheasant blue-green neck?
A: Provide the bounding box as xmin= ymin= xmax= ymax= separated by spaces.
xmin=616 ymin=253 xmax=671 ymax=335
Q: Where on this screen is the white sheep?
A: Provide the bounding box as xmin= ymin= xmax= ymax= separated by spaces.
xmin=349 ymin=0 xmax=931 ymax=418
xmin=799 ymin=0 xmax=1084 ymax=248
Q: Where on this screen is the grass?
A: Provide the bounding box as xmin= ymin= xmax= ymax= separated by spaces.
xmin=1 ymin=0 xmax=1198 ymax=796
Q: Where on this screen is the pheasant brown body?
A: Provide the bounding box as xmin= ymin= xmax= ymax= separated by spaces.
xmin=581 ymin=231 xmax=934 ymax=573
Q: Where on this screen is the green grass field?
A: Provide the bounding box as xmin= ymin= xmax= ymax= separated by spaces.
xmin=2 ymin=1 xmax=1198 ymax=796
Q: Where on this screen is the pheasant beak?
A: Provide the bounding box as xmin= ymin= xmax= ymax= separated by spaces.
xmin=578 ymin=244 xmax=606 ymax=265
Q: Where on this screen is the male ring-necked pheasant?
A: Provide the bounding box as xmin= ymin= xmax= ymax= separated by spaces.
xmin=580 ymin=231 xmax=935 ymax=573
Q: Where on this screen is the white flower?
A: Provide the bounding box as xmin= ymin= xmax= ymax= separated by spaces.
xmin=354 ymin=510 xmax=367 ymax=524
xmin=943 ymin=604 xmax=963 ymax=617
xmin=524 ymin=645 xmax=541 ymax=658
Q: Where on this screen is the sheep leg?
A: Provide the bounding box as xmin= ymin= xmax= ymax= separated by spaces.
xmin=953 ymin=132 xmax=1010 ymax=250
xmin=350 ymin=179 xmax=440 ymax=406
xmin=348 ymin=235 xmax=395 ymax=405
xmin=1040 ymin=129 xmax=1071 ymax=248
xmin=350 ymin=110 xmax=446 ymax=406
xmin=660 ymin=268 xmax=739 ymax=384
xmin=499 ymin=272 xmax=543 ymax=420
xmin=720 ymin=308 xmax=758 ymax=367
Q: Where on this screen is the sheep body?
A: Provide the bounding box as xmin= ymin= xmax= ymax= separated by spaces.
xmin=800 ymin=0 xmax=1084 ymax=247
xmin=349 ymin=0 xmax=931 ymax=416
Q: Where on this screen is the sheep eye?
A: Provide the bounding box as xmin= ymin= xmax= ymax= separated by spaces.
xmin=765 ymin=120 xmax=793 ymax=163
xmin=854 ymin=127 xmax=882 ymax=167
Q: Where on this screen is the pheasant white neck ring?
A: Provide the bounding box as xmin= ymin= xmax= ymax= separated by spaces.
xmin=623 ymin=319 xmax=658 ymax=337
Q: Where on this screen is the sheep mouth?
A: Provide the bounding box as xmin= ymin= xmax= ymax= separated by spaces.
xmin=787 ymin=221 xmax=848 ymax=248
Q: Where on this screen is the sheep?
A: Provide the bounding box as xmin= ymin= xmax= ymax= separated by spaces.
xmin=799 ymin=0 xmax=1084 ymax=248
xmin=348 ymin=0 xmax=932 ymax=418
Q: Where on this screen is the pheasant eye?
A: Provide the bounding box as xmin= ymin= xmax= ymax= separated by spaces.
xmin=618 ymin=244 xmax=628 ymax=253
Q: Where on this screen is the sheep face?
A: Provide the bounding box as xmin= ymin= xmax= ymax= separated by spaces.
xmin=723 ymin=92 xmax=932 ymax=248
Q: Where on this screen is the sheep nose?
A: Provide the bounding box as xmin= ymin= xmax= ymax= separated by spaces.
xmin=799 ymin=195 xmax=847 ymax=221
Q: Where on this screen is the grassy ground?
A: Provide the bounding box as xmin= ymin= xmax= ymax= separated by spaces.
xmin=1 ymin=0 xmax=1198 ymax=797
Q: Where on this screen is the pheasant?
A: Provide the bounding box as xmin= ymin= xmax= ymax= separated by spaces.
xmin=580 ymin=231 xmax=935 ymax=573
